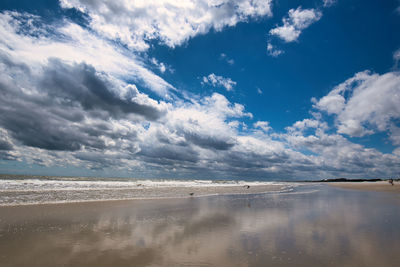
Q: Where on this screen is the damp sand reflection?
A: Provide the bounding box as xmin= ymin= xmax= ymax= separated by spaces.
xmin=0 ymin=185 xmax=400 ymax=266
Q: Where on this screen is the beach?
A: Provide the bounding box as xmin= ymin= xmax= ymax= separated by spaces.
xmin=0 ymin=176 xmax=291 ymax=205
xmin=328 ymin=181 xmax=400 ymax=194
xmin=1 ymin=181 xmax=400 ymax=266
xmin=0 ymin=1 xmax=398 ymax=266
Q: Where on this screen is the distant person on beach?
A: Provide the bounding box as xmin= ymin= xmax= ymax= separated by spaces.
xmin=389 ymin=179 xmax=394 ymax=186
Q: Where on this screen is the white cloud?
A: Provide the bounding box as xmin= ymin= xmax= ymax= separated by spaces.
xmin=269 ymin=7 xmax=322 ymax=42
xmin=389 ymin=125 xmax=400 ymax=145
xmin=2 ymin=49 xmax=400 ymax=178
xmin=314 ymin=70 xmax=400 ymax=139
xmin=257 ymin=87 xmax=263 ymax=94
xmin=393 ymin=48 xmax=400 ymax=68
xmin=150 ymin=57 xmax=167 ymax=73
xmin=1 ymin=6 xmax=400 ymax=180
xmin=150 ymin=93 xmax=252 ymax=151
xmin=281 ymin=116 xmax=400 ymax=179
xmin=253 ymin=121 xmax=271 ymax=132
xmin=202 ymin=73 xmax=237 ymax=91
xmin=323 ymin=0 xmax=337 ymax=7
xmin=286 ymin=118 xmax=327 ymax=133
xmin=0 ymin=11 xmax=174 ymax=97
xmin=60 ymin=0 xmax=273 ymax=51
xmin=267 ymin=42 xmax=284 ymax=57
xmin=220 ymin=53 xmax=234 ymax=65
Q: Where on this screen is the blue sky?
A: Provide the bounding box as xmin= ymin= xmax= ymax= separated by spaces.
xmin=0 ymin=0 xmax=399 ymax=180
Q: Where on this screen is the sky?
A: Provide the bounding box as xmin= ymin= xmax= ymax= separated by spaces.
xmin=0 ymin=0 xmax=400 ymax=180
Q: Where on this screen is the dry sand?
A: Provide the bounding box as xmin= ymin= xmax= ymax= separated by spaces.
xmin=328 ymin=181 xmax=400 ymax=194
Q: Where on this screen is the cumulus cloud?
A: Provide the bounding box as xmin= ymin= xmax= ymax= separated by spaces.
xmin=202 ymin=73 xmax=237 ymax=91
xmin=0 ymin=55 xmax=166 ymax=151
xmin=2 ymin=57 xmax=400 ymax=179
xmin=2 ymin=43 xmax=399 ymax=179
xmin=389 ymin=125 xmax=400 ymax=145
xmin=158 ymin=93 xmax=252 ymax=151
xmin=1 ymin=5 xmax=400 ymax=180
xmin=253 ymin=121 xmax=271 ymax=132
xmin=0 ymin=129 xmax=15 ymax=160
xmin=286 ymin=118 xmax=328 ymax=134
xmin=0 ymin=11 xmax=174 ymax=97
xmin=313 ymin=70 xmax=400 ymax=139
xmin=1 ymin=36 xmax=269 ymax=177
xmin=60 ymin=0 xmax=273 ymax=50
xmin=269 ymin=7 xmax=322 ymax=42
xmin=280 ymin=116 xmax=400 ymax=179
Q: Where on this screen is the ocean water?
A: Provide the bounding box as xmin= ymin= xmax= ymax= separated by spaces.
xmin=0 ymin=175 xmax=296 ymax=205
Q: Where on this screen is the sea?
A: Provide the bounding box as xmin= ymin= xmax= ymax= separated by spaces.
xmin=0 ymin=175 xmax=297 ymax=206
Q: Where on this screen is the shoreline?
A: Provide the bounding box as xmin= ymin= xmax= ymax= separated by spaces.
xmin=0 ymin=183 xmax=296 ymax=207
xmin=0 ymin=188 xmax=290 ymax=207
xmin=328 ymin=181 xmax=400 ymax=194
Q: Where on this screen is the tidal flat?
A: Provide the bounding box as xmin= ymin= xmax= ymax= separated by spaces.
xmin=1 ymin=184 xmax=400 ymax=266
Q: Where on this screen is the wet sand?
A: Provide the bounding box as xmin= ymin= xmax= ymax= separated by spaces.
xmin=1 ymin=185 xmax=400 ymax=266
xmin=329 ymin=181 xmax=400 ymax=194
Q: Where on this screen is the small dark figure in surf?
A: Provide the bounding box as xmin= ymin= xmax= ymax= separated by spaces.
xmin=246 ymin=185 xmax=250 ymax=189
xmin=189 ymin=192 xmax=194 ymax=196
xmin=389 ymin=179 xmax=394 ymax=186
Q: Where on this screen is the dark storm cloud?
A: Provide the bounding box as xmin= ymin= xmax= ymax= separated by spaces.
xmin=0 ymin=83 xmax=104 ymax=151
xmin=41 ymin=59 xmax=163 ymax=121
xmin=0 ymin=57 xmax=158 ymax=151
xmin=223 ymin=150 xmax=289 ymax=169
xmin=0 ymin=136 xmax=14 ymax=160
xmin=155 ymin=130 xmax=188 ymax=146
xmin=183 ymin=132 xmax=235 ymax=151
xmin=0 ymin=140 xmax=12 ymax=151
xmin=138 ymin=144 xmax=199 ymax=165
xmin=0 ymin=151 xmax=14 ymax=160
xmin=0 ymin=100 xmax=110 ymax=151
xmin=0 ymin=51 xmax=30 ymax=73
xmin=74 ymin=152 xmax=120 ymax=169
xmin=2 ymin=114 xmax=79 ymax=151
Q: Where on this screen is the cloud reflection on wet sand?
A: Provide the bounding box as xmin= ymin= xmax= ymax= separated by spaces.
xmin=1 ymin=186 xmax=400 ymax=266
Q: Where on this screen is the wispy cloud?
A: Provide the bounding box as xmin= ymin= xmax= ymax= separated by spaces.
xmin=202 ymin=73 xmax=237 ymax=91
xmin=323 ymin=0 xmax=337 ymax=7
xmin=393 ymin=48 xmax=400 ymax=68
xmin=267 ymin=42 xmax=284 ymax=57
xmin=220 ymin=53 xmax=235 ymax=65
